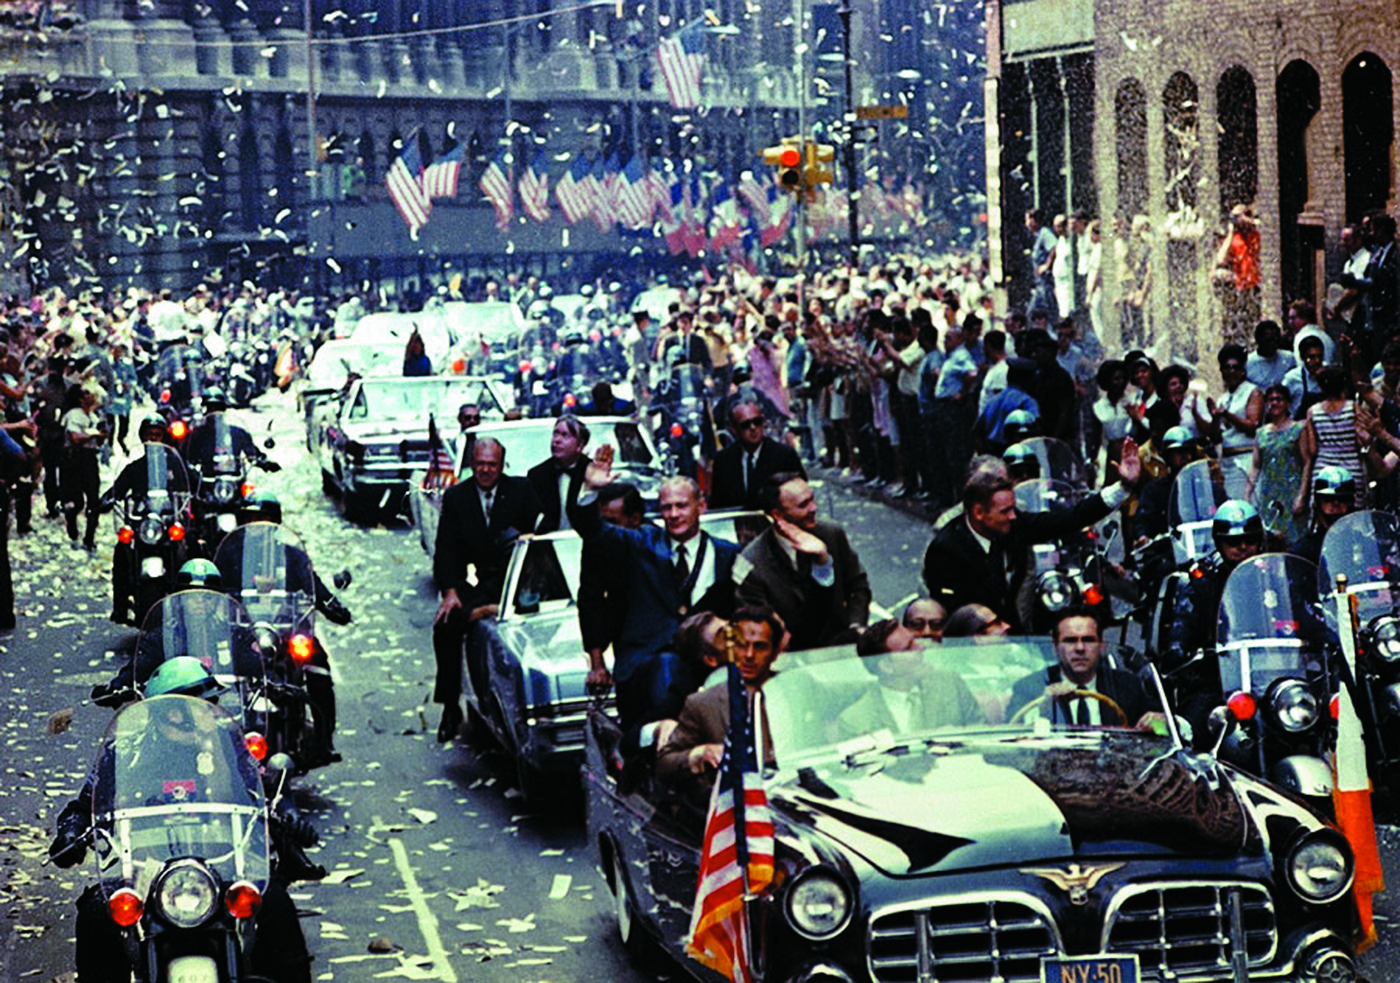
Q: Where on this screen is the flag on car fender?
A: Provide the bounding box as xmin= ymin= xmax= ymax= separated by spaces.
xmin=686 ymin=664 xmax=774 ymax=982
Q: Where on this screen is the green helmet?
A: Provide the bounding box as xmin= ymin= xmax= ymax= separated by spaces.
xmin=1312 ymin=465 xmax=1356 ymax=501
xmin=1002 ymin=443 xmax=1037 ymax=467
xmin=1162 ymin=426 xmax=1195 ymax=451
xmin=240 ymin=489 xmax=283 ymax=524
xmin=1212 ymin=499 xmax=1263 ymax=542
xmin=139 ymin=415 xmax=167 ymax=443
xmin=176 ymin=558 xmax=223 ymax=589
xmin=144 ymin=656 xmax=223 ymax=699
xmin=1003 ymin=409 xmax=1039 ymax=443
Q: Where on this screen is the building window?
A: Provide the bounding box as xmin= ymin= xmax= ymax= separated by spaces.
xmin=1216 ymin=66 xmax=1258 ymax=216
xmin=1115 ymin=78 xmax=1148 ymax=220
xmin=1343 ymin=53 xmax=1393 ymax=223
xmin=1277 ymin=59 xmax=1321 ymax=306
xmin=1162 ymin=71 xmax=1200 ymax=226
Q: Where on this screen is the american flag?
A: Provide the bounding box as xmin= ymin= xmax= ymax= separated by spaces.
xmin=479 ymin=150 xmax=514 ymax=232
xmin=555 ymin=155 xmax=593 ymax=224
xmin=663 ymin=171 xmax=687 ymax=255
xmin=658 ymin=21 xmax=706 ymax=110
xmin=650 ymin=163 xmax=676 ymax=226
xmin=385 ymin=135 xmax=431 ymax=236
xmin=422 ymin=142 xmax=464 ymax=200
xmin=685 ymin=175 xmax=708 ymax=257
xmin=519 ymin=151 xmax=551 ymax=223
xmin=616 ymin=156 xmax=656 ymax=230
xmin=592 ymin=154 xmax=619 ymax=233
xmin=761 ymin=184 xmax=792 ymax=247
xmin=709 ymin=178 xmax=742 ymax=251
xmin=685 ymin=665 xmax=774 ymax=983
xmin=736 ymin=172 xmax=770 ymax=230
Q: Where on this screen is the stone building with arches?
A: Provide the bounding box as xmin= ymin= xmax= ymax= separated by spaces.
xmin=986 ymin=0 xmax=1398 ymax=372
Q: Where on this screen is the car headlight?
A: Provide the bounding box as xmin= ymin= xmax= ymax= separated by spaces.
xmin=1034 ymin=570 xmax=1076 ymax=612
xmin=139 ymin=516 xmax=165 ymax=545
xmin=212 ymin=477 xmax=238 ymax=504
xmin=1269 ymin=679 xmax=1319 ymax=733
xmin=1286 ymin=833 xmax=1353 ymax=903
xmin=154 ymin=860 xmax=220 ymax=929
xmin=1368 ymin=615 xmax=1400 ymax=663
xmin=783 ymin=868 xmax=852 ymax=940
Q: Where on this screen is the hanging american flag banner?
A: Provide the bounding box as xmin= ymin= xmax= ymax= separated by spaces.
xmin=685 ymin=665 xmax=774 ymax=983
xmin=650 ymin=162 xmax=676 ymax=226
xmin=736 ymin=172 xmax=770 ymax=230
xmin=657 ymin=21 xmax=706 ymax=110
xmin=663 ymin=171 xmax=687 ymax=255
xmin=422 ymin=142 xmax=464 ymax=200
xmin=555 ymin=155 xmax=593 ymax=225
xmin=592 ymin=154 xmax=620 ymax=233
xmin=385 ymin=135 xmax=431 ymax=236
xmin=616 ymin=156 xmax=656 ymax=230
xmin=761 ymin=184 xmax=792 ymax=247
xmin=480 ymin=149 xmax=514 ymax=232
xmin=519 ymin=151 xmax=551 ymax=223
xmin=709 ymin=178 xmax=742 ymax=251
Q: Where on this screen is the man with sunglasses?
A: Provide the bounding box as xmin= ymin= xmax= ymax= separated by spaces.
xmin=708 ymin=396 xmax=805 ymax=510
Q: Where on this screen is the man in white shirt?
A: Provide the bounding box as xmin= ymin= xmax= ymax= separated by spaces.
xmin=1245 ymin=319 xmax=1294 ymax=390
xmin=148 ymin=289 xmax=189 ymax=346
xmin=1328 ymin=223 xmax=1372 ymax=327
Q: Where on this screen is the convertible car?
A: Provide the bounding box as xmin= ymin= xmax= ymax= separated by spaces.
xmin=586 ymin=638 xmax=1361 ymax=983
xmin=311 ymin=375 xmax=514 ymax=521
xmin=466 ymin=511 xmax=769 ymax=803
xmin=408 ymin=416 xmax=663 ymax=558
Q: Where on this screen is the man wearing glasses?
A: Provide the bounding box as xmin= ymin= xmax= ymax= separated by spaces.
xmin=708 ymin=397 xmax=805 ymax=510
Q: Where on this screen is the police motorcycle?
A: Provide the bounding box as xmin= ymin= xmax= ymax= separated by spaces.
xmin=151 ymin=344 xmax=208 ymax=449
xmin=108 ymin=438 xmax=194 ymax=627
xmin=515 ymin=342 xmax=556 ymax=417
xmin=651 ymin=360 xmax=717 ymax=479
xmin=1319 ymin=509 xmax=1400 ymax=799
xmin=188 ymin=412 xmax=257 ymax=550
xmin=1140 ymin=458 xmax=1229 ymax=634
xmin=214 ymin=524 xmax=339 ymax=773
xmin=50 ymin=668 xmax=313 ymax=983
xmin=1208 ymin=552 xmax=1336 ymax=801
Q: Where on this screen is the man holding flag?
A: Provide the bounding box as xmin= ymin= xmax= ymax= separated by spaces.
xmin=657 ymin=607 xmax=780 ymax=983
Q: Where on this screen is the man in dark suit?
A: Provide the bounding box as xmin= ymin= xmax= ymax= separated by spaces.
xmin=1349 ymin=211 xmax=1399 ymax=366
xmin=1006 ymin=607 xmax=1163 ymax=729
xmin=526 ymin=415 xmax=590 ymax=533
xmin=431 ymin=438 xmax=542 ymax=741
xmin=656 ymin=607 xmax=783 ymax=795
xmin=656 ymin=310 xmax=711 ymax=370
xmin=735 ymin=473 xmax=869 ymax=650
xmin=577 ymin=446 xmax=739 ymax=729
xmin=708 ymin=397 xmax=806 ymax=510
xmin=922 ymin=439 xmax=1141 ymax=632
xmin=579 ymin=482 xmax=647 ymax=689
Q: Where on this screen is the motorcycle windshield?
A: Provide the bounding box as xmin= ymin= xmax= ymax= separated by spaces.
xmin=213 ymin=523 xmax=316 ymax=630
xmin=140 ymin=443 xmax=190 ymax=512
xmin=205 ymin=414 xmax=239 ymax=475
xmin=1013 ymin=478 xmax=1080 ymax=514
xmin=90 ymin=696 xmax=269 ymax=900
xmin=1216 ymin=553 xmax=1327 ymax=694
xmin=672 ymin=366 xmax=707 ymax=401
xmin=155 ymin=346 xmax=198 ymax=382
xmin=1007 ymin=437 xmax=1084 ymax=486
xmin=1168 ymin=459 xmax=1227 ymax=525
xmin=131 ymin=591 xmax=264 ymax=699
xmin=1318 ymin=510 xmax=1400 ymax=623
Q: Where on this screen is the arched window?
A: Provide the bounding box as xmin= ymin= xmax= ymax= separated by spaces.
xmin=1277 ymin=60 xmax=1321 ymax=305
xmin=274 ymin=125 xmax=296 ymax=213
xmin=1216 ymin=66 xmax=1258 ymax=214
xmin=1162 ymin=72 xmax=1200 ymax=216
xmin=239 ymin=124 xmax=262 ymax=231
xmin=1343 ymin=52 xmax=1394 ymax=222
xmin=1115 ymin=78 xmax=1148 ymax=218
xmin=357 ymin=131 xmax=377 ymax=184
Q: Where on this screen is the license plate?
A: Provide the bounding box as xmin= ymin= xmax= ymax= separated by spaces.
xmin=1041 ymin=954 xmax=1139 ymax=983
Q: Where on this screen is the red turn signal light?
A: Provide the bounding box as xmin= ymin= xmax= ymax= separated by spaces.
xmin=670 ymin=423 xmax=684 ymax=438
xmin=519 ymin=362 xmax=531 ymax=375
xmin=1191 ymin=567 xmax=1205 ymax=579
xmin=108 ymin=887 xmax=144 ymax=927
xmin=1226 ymin=691 xmax=1256 ymax=720
xmin=225 ymin=882 xmax=262 ymax=919
xmin=1330 ymin=694 xmax=1341 ymax=720
xmin=451 ymin=358 xmax=466 ymax=374
xmin=117 ymin=526 xmax=135 ymax=545
xmin=169 ymin=420 xmax=188 ymax=440
xmin=564 ymin=393 xmax=577 ymax=408
xmin=241 ymin=482 xmax=256 ymax=499
xmin=289 ymin=634 xmax=315 ymax=663
xmin=159 ymin=389 xmax=172 ymax=404
xmin=1082 ymin=584 xmax=1105 ymax=606
xmin=168 ymin=523 xmax=186 ymax=542
xmin=244 ymin=732 xmax=268 ymax=761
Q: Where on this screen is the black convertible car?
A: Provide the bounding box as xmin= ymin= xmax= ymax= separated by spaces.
xmin=584 ymin=638 xmax=1361 ymax=983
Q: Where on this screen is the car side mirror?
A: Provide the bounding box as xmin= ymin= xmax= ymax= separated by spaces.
xmin=264 ymin=437 xmax=276 ymax=449
xmin=333 ymin=570 xmax=352 ymax=590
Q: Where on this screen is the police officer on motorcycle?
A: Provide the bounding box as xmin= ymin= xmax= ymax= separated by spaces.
xmin=184 ymin=389 xmax=280 ymax=483
xmin=1294 ymin=466 xmax=1357 ymax=563
xmin=49 ymin=657 xmax=315 ymax=983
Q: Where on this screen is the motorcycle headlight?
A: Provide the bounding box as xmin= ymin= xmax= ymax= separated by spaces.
xmin=1270 ymin=679 xmax=1319 ymax=733
xmin=253 ymin=623 xmax=280 ymax=655
xmin=783 ymin=868 xmax=852 ymax=940
xmin=212 ymin=477 xmax=238 ymax=504
xmin=154 ymin=860 xmax=220 ymax=929
xmin=1034 ymin=570 xmax=1076 ymax=612
xmin=139 ymin=516 xmax=165 ymax=545
xmin=1286 ymin=832 xmax=1353 ymax=903
xmin=1368 ymin=615 xmax=1400 ymax=663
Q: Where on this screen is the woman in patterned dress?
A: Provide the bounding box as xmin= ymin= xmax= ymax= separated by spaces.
xmin=1303 ymin=367 xmax=1365 ymax=509
xmin=1248 ymin=384 xmax=1311 ymax=550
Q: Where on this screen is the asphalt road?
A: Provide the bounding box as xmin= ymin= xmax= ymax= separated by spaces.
xmin=1 ymin=387 xmax=1398 ymax=982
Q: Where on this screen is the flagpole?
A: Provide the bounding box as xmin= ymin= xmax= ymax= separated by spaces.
xmin=794 ymin=0 xmax=808 ymax=305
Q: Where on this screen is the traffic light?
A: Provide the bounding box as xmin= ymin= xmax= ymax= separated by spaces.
xmin=804 ymin=142 xmax=835 ymax=194
xmin=762 ymin=141 xmax=804 ymax=194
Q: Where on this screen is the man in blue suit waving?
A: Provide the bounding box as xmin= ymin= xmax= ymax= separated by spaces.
xmin=576 ymin=445 xmax=740 ymax=730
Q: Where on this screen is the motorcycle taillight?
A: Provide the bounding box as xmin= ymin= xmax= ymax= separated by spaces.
xmin=168 ymin=420 xmax=188 ymax=440
xmin=117 ymin=526 xmax=135 ymax=545
xmin=289 ymin=634 xmax=315 ymax=663
xmin=168 ymin=523 xmax=186 ymax=542
xmin=108 ymin=888 xmax=144 ymax=927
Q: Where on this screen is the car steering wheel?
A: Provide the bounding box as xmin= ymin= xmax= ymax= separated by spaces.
xmin=1009 ymin=689 xmax=1128 ymax=726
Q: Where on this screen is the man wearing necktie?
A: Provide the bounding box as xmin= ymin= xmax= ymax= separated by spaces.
xmin=708 ymin=397 xmax=805 ymax=511
xmin=526 ymin=415 xmax=591 ymax=533
xmin=1006 ymin=607 xmax=1163 ymax=730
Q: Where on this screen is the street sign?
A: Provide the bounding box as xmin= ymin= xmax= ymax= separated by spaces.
xmin=855 ymin=105 xmax=909 ymax=120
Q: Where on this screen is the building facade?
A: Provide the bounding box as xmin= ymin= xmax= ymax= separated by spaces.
xmin=986 ymin=0 xmax=1398 ymax=371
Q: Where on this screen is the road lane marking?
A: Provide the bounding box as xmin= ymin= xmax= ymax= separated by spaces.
xmin=384 ymin=823 xmax=458 ymax=983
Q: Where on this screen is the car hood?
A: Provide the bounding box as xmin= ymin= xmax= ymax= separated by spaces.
xmin=770 ymin=733 xmax=1252 ymax=878
xmin=338 ymin=420 xmax=431 ymax=443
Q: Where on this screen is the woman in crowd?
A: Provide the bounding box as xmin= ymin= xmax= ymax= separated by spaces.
xmin=1304 ymin=367 xmax=1365 ymax=508
xmin=1248 ymin=384 xmax=1311 ymax=550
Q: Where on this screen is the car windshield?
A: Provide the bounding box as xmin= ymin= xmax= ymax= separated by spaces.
xmin=446 ymin=302 xmax=522 ymax=344
xmin=349 ymin=378 xmax=509 ymax=422
xmin=762 ymin=638 xmax=1160 ymax=767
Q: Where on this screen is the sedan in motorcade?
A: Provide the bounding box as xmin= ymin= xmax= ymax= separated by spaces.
xmin=408 ymin=416 xmax=662 ymax=558
xmin=586 ymin=637 xmax=1362 ymax=983
xmin=313 ymin=375 xmax=514 ymax=521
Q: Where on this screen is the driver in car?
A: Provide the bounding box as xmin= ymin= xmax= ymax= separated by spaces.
xmin=1006 ymin=607 xmax=1165 ymax=730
